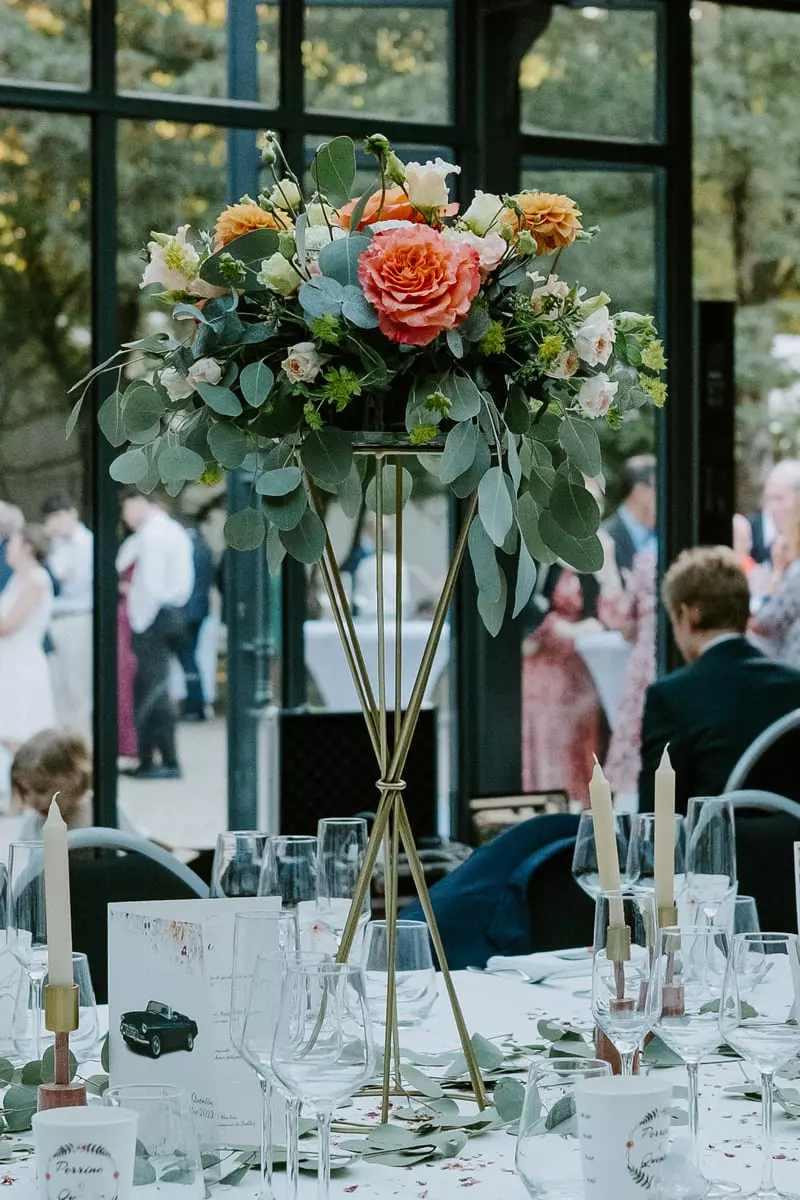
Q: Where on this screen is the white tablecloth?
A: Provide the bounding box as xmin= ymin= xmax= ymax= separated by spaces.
xmin=6 ymin=970 xmax=800 ymax=1198
xmin=575 ymin=629 xmax=631 ymax=728
xmin=304 ymin=619 xmax=450 ymax=712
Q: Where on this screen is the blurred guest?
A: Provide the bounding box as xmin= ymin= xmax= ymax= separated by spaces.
xmin=352 ymin=515 xmax=412 ymax=620
xmin=639 ymin=547 xmax=800 ymax=813
xmin=733 ymin=513 xmax=757 ymax=575
xmin=748 ymin=459 xmax=800 ymax=565
xmin=120 ymin=490 xmax=194 ymax=780
xmin=522 ymin=564 xmax=602 ymax=806
xmin=600 ymin=551 xmax=657 ymax=799
xmin=751 ymin=508 xmax=800 ymax=669
xmin=178 ymin=522 xmax=214 ymax=722
xmin=10 ymin=729 xmax=93 ymax=839
xmin=42 ymin=493 xmax=94 ymax=740
xmin=116 ymin=536 xmax=139 ymax=760
xmin=0 ymin=503 xmax=23 ymax=592
xmin=602 ymin=455 xmax=657 ymax=574
xmin=0 ymin=526 xmax=55 ymax=754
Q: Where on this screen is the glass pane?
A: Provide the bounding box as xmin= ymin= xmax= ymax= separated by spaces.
xmin=0 ymin=111 xmax=92 ymax=808
xmin=116 ymin=120 xmax=230 ymax=843
xmin=520 ymin=5 xmax=657 ymax=143
xmin=117 ymin=1 xmax=280 ymax=105
xmin=694 ymin=2 xmax=800 ymax=567
xmin=0 ymin=0 xmax=90 ymax=86
xmin=519 ymin=165 xmax=658 ymax=809
xmin=303 ymin=3 xmax=451 ymax=122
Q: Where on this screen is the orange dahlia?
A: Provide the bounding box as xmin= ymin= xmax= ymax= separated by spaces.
xmin=505 ymin=191 xmax=582 ymax=255
xmin=213 ymin=203 xmax=292 ymax=250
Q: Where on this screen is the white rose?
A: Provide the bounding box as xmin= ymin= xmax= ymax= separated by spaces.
xmin=303 ymin=224 xmax=347 ymax=257
xmin=462 ymin=190 xmax=504 ymax=236
xmin=531 ymin=274 xmax=571 ymax=317
xmin=368 ymin=219 xmax=416 ymax=234
xmin=404 ymin=158 xmax=460 ymax=210
xmin=281 ymin=342 xmax=322 ymax=384
xmin=575 ymin=304 xmax=616 ymax=367
xmin=306 ymin=201 xmax=333 ymax=227
xmin=443 ymin=228 xmax=505 ymax=273
xmin=187 ymin=357 xmax=223 ymax=388
xmin=141 ymin=225 xmax=224 ymax=298
xmin=257 ymin=251 xmax=301 ymax=296
xmin=576 ymin=373 xmax=618 ymax=419
xmin=160 ymin=366 xmax=194 ymax=402
xmin=269 ymin=178 xmax=302 ymax=211
xmin=545 ymin=349 xmax=579 ymax=380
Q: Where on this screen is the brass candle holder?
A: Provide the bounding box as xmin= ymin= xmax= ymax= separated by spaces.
xmin=38 ymin=984 xmax=87 ymax=1111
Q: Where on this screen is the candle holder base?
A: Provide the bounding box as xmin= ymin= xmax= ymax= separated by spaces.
xmin=594 ymin=1025 xmax=640 ymax=1076
xmin=38 ymin=1081 xmax=87 ymax=1111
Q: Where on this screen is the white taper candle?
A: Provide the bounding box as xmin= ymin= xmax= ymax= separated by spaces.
xmin=589 ymin=759 xmax=625 ymax=926
xmin=43 ymin=797 xmax=74 ymax=986
xmin=654 ymin=745 xmax=676 ymax=914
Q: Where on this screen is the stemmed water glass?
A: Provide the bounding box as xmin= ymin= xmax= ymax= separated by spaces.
xmin=591 ymin=888 xmax=654 ymax=1076
xmin=626 ymin=812 xmax=686 ymax=896
xmin=647 ymin=925 xmax=735 ymax=1195
xmin=685 ymin=797 xmax=738 ymax=926
xmin=720 ymin=933 xmax=800 ymax=1200
xmin=316 ymin=817 xmax=371 ymax=956
xmin=230 ymin=911 xmax=296 ymax=1200
xmin=259 ymin=836 xmax=318 ymax=944
xmin=271 ymin=961 xmax=375 ymax=1200
xmin=572 ymin=811 xmax=629 ymax=899
xmin=211 ymin=832 xmax=270 ymax=898
xmin=6 ymin=842 xmax=48 ymax=1058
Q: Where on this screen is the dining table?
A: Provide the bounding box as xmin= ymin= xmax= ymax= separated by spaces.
xmin=4 ymin=966 xmax=797 ymax=1198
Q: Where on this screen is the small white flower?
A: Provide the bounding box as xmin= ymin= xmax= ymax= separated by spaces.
xmin=575 ymin=304 xmax=616 ymax=367
xmin=368 ymin=219 xmax=416 ymax=234
xmin=403 ymin=158 xmax=460 ymax=210
xmin=257 ymin=251 xmax=301 ymax=296
xmin=442 ymin=228 xmax=506 ymax=273
xmin=269 ymin=178 xmax=302 ymax=211
xmin=281 ymin=342 xmax=322 ymax=384
xmin=576 ymin=373 xmax=618 ymax=419
xmin=531 ymin=274 xmax=571 ymax=318
xmin=306 ymin=201 xmax=333 ymax=227
xmin=160 ymin=366 xmax=194 ymax=402
xmin=462 ymin=190 xmax=505 ymax=236
xmin=187 ymin=357 xmax=223 ymax=388
xmin=545 ymin=349 xmax=579 ymax=380
xmin=303 ymin=224 xmax=347 ymax=257
xmin=141 ymin=225 xmax=223 ymax=299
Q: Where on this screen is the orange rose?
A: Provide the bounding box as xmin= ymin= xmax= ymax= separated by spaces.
xmin=358 ymin=225 xmax=481 ymax=347
xmin=213 ymin=202 xmax=292 ymax=250
xmin=505 ymin=191 xmax=582 ymax=255
xmin=335 ymin=185 xmax=458 ymax=232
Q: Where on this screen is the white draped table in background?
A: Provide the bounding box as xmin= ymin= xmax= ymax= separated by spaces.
xmin=4 ymin=970 xmax=800 ymax=1198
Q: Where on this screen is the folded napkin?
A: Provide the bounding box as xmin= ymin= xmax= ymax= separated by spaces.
xmin=485 ymin=948 xmax=592 ymax=981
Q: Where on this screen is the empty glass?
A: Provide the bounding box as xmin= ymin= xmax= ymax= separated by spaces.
xmin=647 ymin=926 xmax=733 ymax=1194
xmin=720 ymin=933 xmax=800 ymax=1200
xmin=362 ymin=919 xmax=437 ymax=1026
xmin=516 ymin=1057 xmax=611 ymax=1198
xmin=7 ymin=842 xmax=48 ymax=1056
xmin=104 ymin=1084 xmax=204 ymax=1200
xmin=591 ymin=888 xmax=655 ymax=1075
xmin=732 ymin=895 xmax=760 ymax=937
xmin=15 ymin=951 xmax=99 ymax=1063
xmin=571 ymin=811 xmax=628 ymax=899
xmin=271 ymin=961 xmax=374 ymax=1200
xmin=316 ymin=818 xmax=371 ymax=954
xmin=685 ymin=797 xmax=737 ymax=925
xmin=626 ymin=812 xmax=686 ymax=896
xmin=259 ymin=836 xmax=320 ymax=950
xmin=211 ymin=832 xmax=270 ymax=898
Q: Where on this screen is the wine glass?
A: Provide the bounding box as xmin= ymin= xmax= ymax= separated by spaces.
xmin=572 ymin=811 xmax=629 ymax=900
xmin=720 ymin=933 xmax=800 ymax=1200
xmin=685 ymin=797 xmax=737 ymax=925
xmin=230 ymin=911 xmax=296 ymax=1200
xmin=211 ymin=832 xmax=270 ymax=898
xmin=7 ymin=842 xmax=48 ymax=1059
xmin=316 ymin=817 xmax=371 ymax=956
xmin=591 ymin=888 xmax=655 ymax=1076
xmin=259 ymin=836 xmax=319 ymax=947
xmin=271 ymin=961 xmax=375 ymax=1200
xmin=647 ymin=925 xmax=735 ymax=1195
xmin=626 ymin=812 xmax=686 ymax=896
xmin=732 ymin=895 xmax=760 ymax=936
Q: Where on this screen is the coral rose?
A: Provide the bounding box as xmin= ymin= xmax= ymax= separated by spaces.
xmin=213 ymin=202 xmax=292 ymax=250
xmin=358 ymin=224 xmax=481 ymax=347
xmin=335 ymin=185 xmax=458 ymax=232
xmin=505 ymin=192 xmax=582 ymax=255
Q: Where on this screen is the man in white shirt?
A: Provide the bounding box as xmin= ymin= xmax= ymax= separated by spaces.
xmin=42 ymin=493 xmax=94 ymax=741
xmin=120 ymin=489 xmax=194 ymax=780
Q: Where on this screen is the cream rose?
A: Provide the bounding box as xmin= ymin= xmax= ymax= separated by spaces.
xmin=443 ymin=229 xmax=506 ymax=273
xmin=404 ymin=158 xmax=460 ymax=210
xmin=160 ymin=366 xmax=194 ymax=402
xmin=531 ymin=274 xmax=570 ymax=317
xmin=577 ymin=373 xmax=618 ymax=419
xmin=141 ymin=225 xmax=223 ymax=299
xmin=187 ymin=357 xmax=223 ymax=388
xmin=462 ymin=190 xmax=504 ymax=236
xmin=257 ymin=251 xmax=301 ymax=296
xmin=303 ymin=224 xmax=347 ymax=257
xmin=282 ymin=342 xmax=322 ymax=384
xmin=545 ymin=349 xmax=579 ymax=380
xmin=269 ymin=178 xmax=302 ymax=211
xmin=575 ymin=305 xmax=616 ymax=367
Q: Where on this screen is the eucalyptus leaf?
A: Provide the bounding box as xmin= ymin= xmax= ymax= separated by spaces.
xmin=478 ymin=467 xmax=514 ymax=547
xmin=20 ymin=1061 xmax=42 ymax=1087
xmin=341 ymin=284 xmax=379 ymax=329
xmin=471 ymin=1034 xmax=504 ymax=1071
xmin=558 ymin=416 xmax=602 ymax=478
xmin=532 ymin=409 xmax=561 ymax=445
xmin=440 ymin=420 xmax=479 ymax=485
xmin=98 ymin=392 xmax=127 ymax=448
xmin=518 ymin=495 xmax=558 ymax=566
xmin=468 ymin=518 xmax=502 ymax=603
xmin=123 ymin=384 xmax=165 ymax=437
xmin=365 ymin=466 xmax=413 ymax=512
xmin=446 ymin=372 xmax=482 ymax=421
xmin=262 ymin=486 xmax=308 ymax=531
xmin=256 ymin=467 xmax=303 ymax=497
xmin=548 ymin=478 xmax=601 ymax=540
xmin=366 ymin=1124 xmax=422 ymax=1151
xmin=3 ymin=1085 xmax=37 ymax=1132
xmin=0 ymin=1060 xmax=13 ymax=1086
xmin=477 ymin=566 xmax=507 ymax=637
xmin=133 ymin=1157 xmax=158 ymax=1186
xmin=505 ymin=384 xmax=531 ymax=435
xmin=110 ymin=448 xmax=149 ymax=485
xmin=199 ymin=227 xmax=280 ymax=287
xmin=493 ymin=1077 xmax=526 ymax=1123
xmin=196 ymin=382 xmax=242 ymax=417
xmin=458 ymin=305 xmax=492 ymax=343
xmin=101 ymin=1035 xmax=109 ymax=1072
xmin=446 ymin=329 xmax=464 ymax=359
xmin=158 ymin=445 xmax=206 ymax=483
xmin=299 ymin=276 xmax=344 ymax=318
xmin=224 ymin=506 xmax=266 ymax=550
xmin=207 ymin=423 xmax=249 ymax=469
xmin=172 ymin=302 xmax=209 ymax=324
xmin=311 ymin=136 xmax=356 ymax=207
xmin=431 ymin=1130 xmax=468 ymax=1159
xmin=266 ymin=522 xmax=287 ymax=574
xmin=159 ymin=1167 xmax=196 ymax=1184
xmin=318 ymin=235 xmax=370 ymax=287
xmin=545 ymin=1095 xmax=576 ymax=1132
xmin=66 ymin=395 xmax=84 ymax=439
xmin=507 ymin=434 xmax=522 ymax=492
xmin=279 ymin=510 xmax=326 ymax=564
xmin=451 ymin=433 xmax=490 ymax=499
xmin=400 ymin=1064 xmax=444 ymax=1099
xmin=337 ymin=461 xmax=363 ymax=519
xmin=643 ymin=1034 xmax=683 ymax=1069
xmin=513 ymin=542 xmax=537 ymax=618
xmin=539 ymin=514 xmax=605 ymax=572
xmin=301 ymin=427 xmax=353 ymax=485
xmin=86 ymin=1074 xmax=109 ymax=1096
xmin=239 ymin=360 xmax=275 ymax=408
xmin=527 ymin=460 xmax=557 ymax=508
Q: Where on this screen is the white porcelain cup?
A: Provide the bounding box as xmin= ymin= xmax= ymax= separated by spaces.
xmin=33 ymin=1106 xmax=138 ymax=1200
xmin=576 ymin=1075 xmax=672 ymax=1199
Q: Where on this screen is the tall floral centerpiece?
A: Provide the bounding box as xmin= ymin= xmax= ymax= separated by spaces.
xmin=73 ymin=131 xmax=665 ymax=1117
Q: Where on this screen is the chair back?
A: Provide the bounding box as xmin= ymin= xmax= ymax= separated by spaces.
xmin=731 ymin=802 xmax=800 ymax=932
xmin=725 ymin=708 xmax=800 ymax=800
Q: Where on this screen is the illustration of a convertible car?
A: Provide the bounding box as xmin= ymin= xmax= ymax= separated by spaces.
xmin=120 ymin=1000 xmax=198 ymax=1058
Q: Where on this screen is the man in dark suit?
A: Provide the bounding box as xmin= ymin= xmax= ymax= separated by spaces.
xmin=639 ymin=546 xmax=800 ymax=813
xmin=603 ymin=455 xmax=657 ymax=575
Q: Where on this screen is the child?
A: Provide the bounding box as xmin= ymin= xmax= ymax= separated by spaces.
xmin=10 ymin=729 xmax=93 ymax=840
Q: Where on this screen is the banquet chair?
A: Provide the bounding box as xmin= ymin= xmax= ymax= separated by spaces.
xmin=724 ymin=708 xmax=800 ymax=801
xmin=67 ymin=828 xmax=209 ymax=1003
xmin=726 ymin=792 xmax=800 ymax=932
xmin=401 ymin=814 xmax=582 ymax=969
